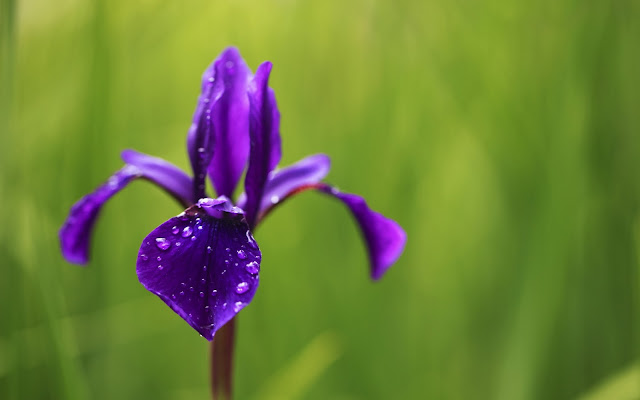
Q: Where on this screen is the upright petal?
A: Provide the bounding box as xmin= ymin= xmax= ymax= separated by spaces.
xmin=136 ymin=198 xmax=261 ymax=340
xmin=244 ymin=62 xmax=282 ymax=228
xmin=59 ymin=154 xmax=193 ymax=265
xmin=207 ymin=47 xmax=252 ymax=198
xmin=186 ymin=58 xmax=218 ymax=199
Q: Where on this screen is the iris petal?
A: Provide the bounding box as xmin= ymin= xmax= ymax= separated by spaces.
xmin=59 ymin=166 xmax=140 ymax=265
xmin=187 ymin=59 xmax=218 ymax=199
xmin=60 ymin=154 xmax=193 ymax=265
xmin=253 ymin=179 xmax=405 ymax=280
xmin=318 ymin=186 xmax=406 ymax=280
xmin=244 ymin=61 xmax=282 ymax=228
xmin=121 ymin=149 xmax=194 ymax=206
xmin=207 ymin=47 xmax=252 ymax=198
xmin=136 ymin=199 xmax=261 ymax=340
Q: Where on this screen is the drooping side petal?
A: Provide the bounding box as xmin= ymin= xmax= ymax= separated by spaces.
xmin=258 ymin=181 xmax=405 ymax=280
xmin=318 ymin=185 xmax=406 ymax=280
xmin=59 ymin=155 xmax=194 ymax=265
xmin=121 ymin=149 xmax=194 ymax=206
xmin=237 ymin=154 xmax=330 ymax=218
xmin=207 ymin=47 xmax=252 ymax=198
xmin=136 ymin=198 xmax=261 ymax=340
xmin=244 ymin=62 xmax=282 ymax=228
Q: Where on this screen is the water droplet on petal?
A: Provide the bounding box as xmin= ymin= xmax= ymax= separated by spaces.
xmin=171 ymin=226 xmax=179 ymax=235
xmin=182 ymin=226 xmax=193 ymax=237
xmin=175 ymin=241 xmax=182 ymax=247
xmin=156 ymin=256 xmax=162 ymax=261
xmin=189 ymin=286 xmax=195 ymax=292
xmin=171 ymin=294 xmax=176 ymax=299
xmin=208 ymin=77 xmax=214 ymax=83
xmin=211 ymin=290 xmax=218 ymax=296
xmin=191 ymin=236 xmax=197 ymax=241
xmin=157 ymin=265 xmax=163 ymax=270
xmin=245 ymin=261 xmax=259 ymax=274
xmin=246 ymin=231 xmax=257 ymax=248
xmin=270 ymin=195 xmax=279 ymax=204
xmin=233 ymin=302 xmax=244 ymax=312
xmin=225 ymin=247 xmax=231 ymax=252
xmin=203 ymin=265 xmax=207 ymax=271
xmin=140 ymin=254 xmax=148 ymax=261
xmin=180 ymin=291 xmax=185 ymax=296
xmin=207 ymin=246 xmax=213 ymax=253
xmin=199 ymin=291 xmax=204 ymax=298
xmin=155 ymin=238 xmax=170 ymax=250
xmin=201 ymin=278 xmax=206 ymax=284
xmin=237 ymin=250 xmax=247 ymax=259
xmin=236 ymin=282 xmax=250 ymax=294
xmin=198 ymin=225 xmax=203 ymax=230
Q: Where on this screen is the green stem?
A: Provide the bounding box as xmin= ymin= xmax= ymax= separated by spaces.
xmin=210 ymin=317 xmax=236 ymax=400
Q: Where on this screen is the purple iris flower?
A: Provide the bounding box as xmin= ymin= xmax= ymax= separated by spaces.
xmin=59 ymin=47 xmax=406 ymax=341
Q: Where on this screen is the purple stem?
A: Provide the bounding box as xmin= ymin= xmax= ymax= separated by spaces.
xmin=210 ymin=317 xmax=236 ymax=400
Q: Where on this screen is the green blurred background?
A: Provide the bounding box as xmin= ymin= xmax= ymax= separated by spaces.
xmin=2 ymin=0 xmax=640 ymax=399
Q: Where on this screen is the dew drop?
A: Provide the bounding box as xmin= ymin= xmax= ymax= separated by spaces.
xmin=191 ymin=236 xmax=197 ymax=241
xmin=203 ymin=265 xmax=207 ymax=271
xmin=189 ymin=286 xmax=195 ymax=292
xmin=245 ymin=261 xmax=259 ymax=274
xmin=199 ymin=198 xmax=216 ymax=207
xmin=180 ymin=291 xmax=185 ymax=296
xmin=208 ymin=77 xmax=214 ymax=83
xmin=211 ymin=290 xmax=218 ymax=296
xmin=246 ymin=231 xmax=257 ymax=248
xmin=156 ymin=256 xmax=162 ymax=261
xmin=181 ymin=282 xmax=186 ymax=287
xmin=171 ymin=226 xmax=179 ymax=235
xmin=201 ymin=278 xmax=206 ymax=284
xmin=175 ymin=241 xmax=182 ymax=247
xmin=233 ymin=302 xmax=244 ymax=312
xmin=199 ymin=291 xmax=204 ymax=298
xmin=237 ymin=250 xmax=247 ymax=259
xmin=157 ymin=265 xmax=163 ymax=270
xmin=225 ymin=247 xmax=231 ymax=252
xmin=171 ymin=294 xmax=176 ymax=299
xmin=236 ymin=282 xmax=250 ymax=294
xmin=155 ymin=237 xmax=170 ymax=250
xmin=182 ymin=226 xmax=193 ymax=237
xmin=140 ymin=254 xmax=148 ymax=261
xmin=270 ymin=195 xmax=279 ymax=204
xmin=207 ymin=246 xmax=213 ymax=253
xmin=198 ymin=225 xmax=203 ymax=230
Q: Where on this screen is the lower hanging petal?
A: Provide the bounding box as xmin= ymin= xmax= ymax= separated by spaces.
xmin=59 ymin=152 xmax=193 ymax=265
xmin=136 ymin=198 xmax=261 ymax=340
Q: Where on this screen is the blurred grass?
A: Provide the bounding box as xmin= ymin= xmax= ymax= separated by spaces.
xmin=1 ymin=0 xmax=639 ymax=399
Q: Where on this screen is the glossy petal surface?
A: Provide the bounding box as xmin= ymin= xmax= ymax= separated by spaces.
xmin=254 ymin=154 xmax=331 ymax=218
xmin=136 ymin=199 xmax=261 ymax=340
xmin=121 ymin=149 xmax=193 ymax=206
xmin=59 ymin=166 xmax=141 ymax=264
xmin=318 ymin=185 xmax=406 ymax=280
xmin=207 ymin=47 xmax=252 ymax=198
xmin=244 ymin=62 xmax=282 ymax=228
xmin=187 ymin=54 xmax=221 ymax=199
